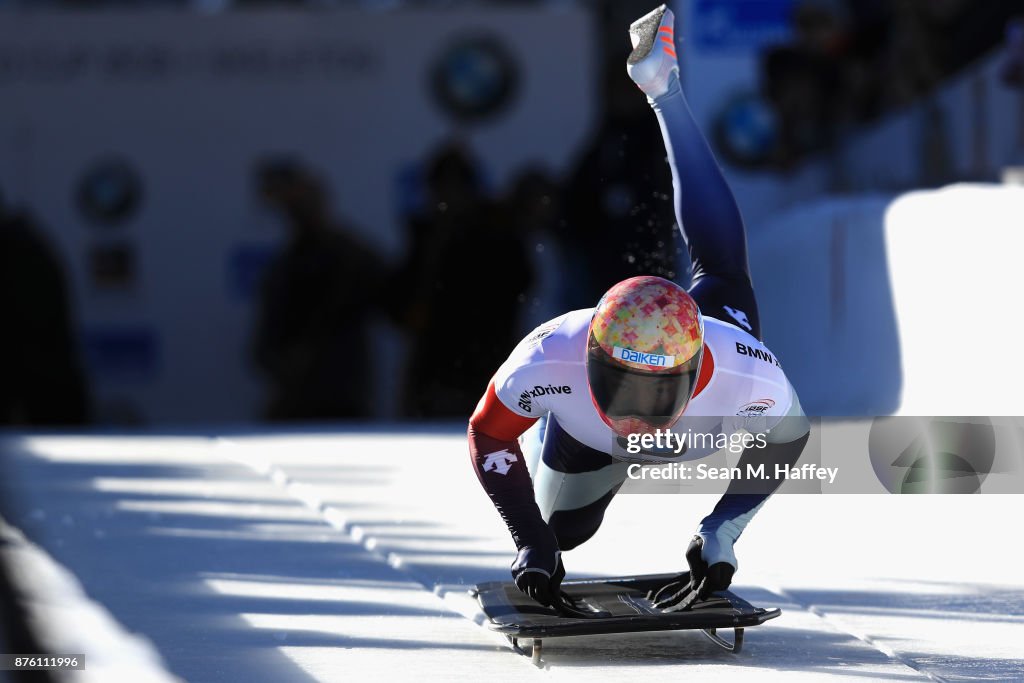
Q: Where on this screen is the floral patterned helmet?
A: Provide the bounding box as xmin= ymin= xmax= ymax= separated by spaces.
xmin=586 ymin=276 xmax=704 ymax=437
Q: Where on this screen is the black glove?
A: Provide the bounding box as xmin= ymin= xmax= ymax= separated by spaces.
xmin=648 ymin=535 xmax=735 ymax=612
xmin=512 ymin=544 xmax=565 ymax=608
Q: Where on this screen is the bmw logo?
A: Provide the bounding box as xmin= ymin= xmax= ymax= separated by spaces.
xmin=712 ymin=92 xmax=778 ymax=168
xmin=430 ymin=36 xmax=519 ymax=123
xmin=76 ymin=157 xmax=143 ymax=226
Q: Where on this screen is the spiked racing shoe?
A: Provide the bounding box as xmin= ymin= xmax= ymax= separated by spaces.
xmin=626 ymin=4 xmax=679 ymax=100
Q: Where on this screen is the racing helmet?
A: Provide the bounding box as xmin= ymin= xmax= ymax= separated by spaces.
xmin=586 ymin=276 xmax=704 ymax=437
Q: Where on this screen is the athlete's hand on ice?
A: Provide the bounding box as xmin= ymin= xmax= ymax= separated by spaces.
xmin=649 ymin=536 xmax=735 ymax=612
xmin=512 ymin=544 xmax=565 ymax=608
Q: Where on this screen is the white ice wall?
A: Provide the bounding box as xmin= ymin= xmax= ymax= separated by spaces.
xmin=749 ymin=184 xmax=1024 ymax=416
xmin=884 ymin=184 xmax=1024 ymax=415
xmin=749 ymin=195 xmax=902 ymax=416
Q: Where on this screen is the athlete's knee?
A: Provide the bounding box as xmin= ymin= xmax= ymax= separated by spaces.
xmin=548 ymin=513 xmax=599 ymax=551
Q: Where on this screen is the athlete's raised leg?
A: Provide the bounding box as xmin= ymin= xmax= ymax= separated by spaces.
xmin=627 ymin=5 xmax=761 ymax=339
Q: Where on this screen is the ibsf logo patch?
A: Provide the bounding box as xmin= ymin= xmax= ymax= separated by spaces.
xmin=737 ymin=399 xmax=775 ymax=417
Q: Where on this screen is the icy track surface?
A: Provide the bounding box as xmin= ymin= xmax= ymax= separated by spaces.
xmin=2 ymin=429 xmax=1022 ymax=682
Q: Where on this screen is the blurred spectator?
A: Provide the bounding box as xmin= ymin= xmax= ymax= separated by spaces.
xmin=881 ymin=0 xmax=972 ymax=110
xmin=561 ymin=50 xmax=679 ymax=309
xmin=940 ymin=1 xmax=1021 ymax=76
xmin=393 ymin=142 xmax=533 ymax=418
xmin=759 ymin=0 xmax=1021 ymax=167
xmin=761 ymin=0 xmax=855 ymax=166
xmin=503 ymin=167 xmax=563 ymax=325
xmin=506 ymin=168 xmax=561 ymax=242
xmin=1000 ymin=17 xmax=1024 ymax=89
xmin=251 ymin=159 xmax=384 ymax=420
xmin=0 ymin=191 xmax=91 ymax=425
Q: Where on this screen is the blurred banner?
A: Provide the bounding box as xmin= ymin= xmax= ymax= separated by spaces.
xmin=0 ymin=10 xmax=595 ymax=424
xmin=692 ymin=0 xmax=794 ymax=52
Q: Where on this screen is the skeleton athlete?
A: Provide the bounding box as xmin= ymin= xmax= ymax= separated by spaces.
xmin=468 ymin=5 xmax=810 ymax=611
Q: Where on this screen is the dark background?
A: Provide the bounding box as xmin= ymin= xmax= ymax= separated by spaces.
xmin=1 ymin=0 xmax=1022 ymax=427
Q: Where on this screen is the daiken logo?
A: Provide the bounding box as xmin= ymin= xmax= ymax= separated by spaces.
xmin=613 ymin=346 xmax=675 ymax=367
xmin=518 ymin=384 xmax=573 ymax=412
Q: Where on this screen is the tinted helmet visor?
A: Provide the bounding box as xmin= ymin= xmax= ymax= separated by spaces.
xmin=586 ymin=333 xmax=702 ymax=428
